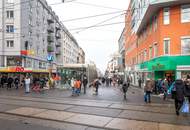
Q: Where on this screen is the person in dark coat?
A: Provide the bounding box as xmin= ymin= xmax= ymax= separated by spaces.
xmin=14 ymin=77 xmax=20 ymax=89
xmin=174 ymin=79 xmax=185 ymax=115
xmin=184 ymin=78 xmax=190 ymax=102
xmin=94 ymin=79 xmax=101 ymax=95
xmin=7 ymin=77 xmax=13 ymax=89
xmin=122 ymin=82 xmax=129 ymax=100
xmin=83 ymin=75 xmax=88 ymax=94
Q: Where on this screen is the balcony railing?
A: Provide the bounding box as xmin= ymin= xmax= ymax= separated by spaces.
xmin=55 ymin=47 xmax=61 ymax=55
xmin=47 ymin=15 xmax=54 ymax=23
xmin=47 ymin=35 xmax=54 ymax=42
xmin=47 ymin=45 xmax=54 ymax=52
xmin=56 ymin=40 xmax=61 ymax=47
xmin=55 ymin=31 xmax=61 ymax=39
xmin=56 ymin=24 xmax=61 ymax=30
xmin=47 ymin=26 xmax=54 ymax=33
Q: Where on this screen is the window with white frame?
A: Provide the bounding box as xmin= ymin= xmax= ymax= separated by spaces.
xmin=163 ymin=8 xmax=170 ymax=25
xmin=6 ymin=11 xmax=14 ymax=18
xmin=7 ymin=0 xmax=14 ymax=3
xmin=6 ymin=40 xmax=14 ymax=48
xmin=6 ymin=25 xmax=14 ymax=33
xmin=181 ymin=5 xmax=190 ymax=23
xmin=164 ymin=38 xmax=170 ymax=55
xmin=181 ymin=37 xmax=190 ymax=54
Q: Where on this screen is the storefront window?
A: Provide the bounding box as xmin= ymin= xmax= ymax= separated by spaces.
xmin=7 ymin=56 xmax=22 ymax=66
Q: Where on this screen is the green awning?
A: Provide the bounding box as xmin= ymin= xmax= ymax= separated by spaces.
xmin=140 ymin=55 xmax=190 ymax=71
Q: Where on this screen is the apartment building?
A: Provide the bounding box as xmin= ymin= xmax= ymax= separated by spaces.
xmin=77 ymin=47 xmax=85 ymax=64
xmin=61 ymin=26 xmax=80 ymax=64
xmin=118 ymin=28 xmax=125 ymax=73
xmin=0 ymin=0 xmax=83 ymax=74
xmin=125 ymin=0 xmax=190 ymax=86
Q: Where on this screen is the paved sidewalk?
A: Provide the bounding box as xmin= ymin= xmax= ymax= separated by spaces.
xmin=0 ymin=85 xmax=189 ymax=130
xmin=0 ymin=105 xmax=189 ymax=130
xmin=0 ymin=85 xmax=173 ymax=104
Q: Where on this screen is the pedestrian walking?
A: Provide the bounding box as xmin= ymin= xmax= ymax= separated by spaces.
xmin=173 ymin=79 xmax=185 ymax=115
xmin=138 ymin=76 xmax=142 ymax=88
xmin=83 ymin=75 xmax=88 ymax=94
xmin=14 ymin=76 xmax=20 ymax=89
xmin=144 ymin=79 xmax=154 ymax=103
xmin=7 ymin=76 xmax=13 ymax=89
xmin=184 ymin=78 xmax=190 ymax=110
xmin=93 ymin=79 xmax=101 ymax=95
xmin=74 ymin=79 xmax=81 ymax=96
xmin=71 ymin=77 xmax=75 ymax=95
xmin=122 ymin=81 xmax=129 ymax=100
xmin=25 ymin=76 xmax=31 ymax=93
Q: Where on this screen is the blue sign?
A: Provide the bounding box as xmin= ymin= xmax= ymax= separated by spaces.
xmin=47 ymin=55 xmax=53 ymax=61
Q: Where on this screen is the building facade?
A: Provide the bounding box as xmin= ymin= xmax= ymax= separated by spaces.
xmin=0 ymin=0 xmax=84 ymax=74
xmin=118 ymin=28 xmax=125 ymax=74
xmin=61 ymin=26 xmax=79 ymax=65
xmin=77 ymin=47 xmax=85 ymax=64
xmin=125 ymin=0 xmax=190 ymax=86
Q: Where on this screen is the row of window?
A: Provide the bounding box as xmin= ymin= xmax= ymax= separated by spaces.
xmin=131 ymin=37 xmax=190 ymax=65
xmin=163 ymin=5 xmax=190 ymax=25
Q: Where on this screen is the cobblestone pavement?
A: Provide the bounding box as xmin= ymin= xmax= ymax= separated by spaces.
xmin=0 ymin=85 xmax=189 ymax=130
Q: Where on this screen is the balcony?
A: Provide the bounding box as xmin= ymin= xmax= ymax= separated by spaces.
xmin=47 ymin=35 xmax=54 ymax=42
xmin=47 ymin=15 xmax=54 ymax=23
xmin=47 ymin=26 xmax=54 ymax=33
xmin=56 ymin=24 xmax=61 ymax=30
xmin=55 ymin=47 xmax=61 ymax=55
xmin=56 ymin=40 xmax=61 ymax=47
xmin=47 ymin=45 xmax=54 ymax=52
xmin=55 ymin=31 xmax=61 ymax=39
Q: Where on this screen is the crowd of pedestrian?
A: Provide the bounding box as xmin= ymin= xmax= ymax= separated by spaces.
xmin=71 ymin=75 xmax=88 ymax=96
xmin=142 ymin=76 xmax=190 ymax=116
xmin=0 ymin=74 xmax=56 ymax=93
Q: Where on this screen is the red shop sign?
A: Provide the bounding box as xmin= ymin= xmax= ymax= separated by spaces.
xmin=15 ymin=66 xmax=24 ymax=72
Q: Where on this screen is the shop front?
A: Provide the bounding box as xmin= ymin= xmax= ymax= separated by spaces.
xmin=139 ymin=55 xmax=190 ymax=81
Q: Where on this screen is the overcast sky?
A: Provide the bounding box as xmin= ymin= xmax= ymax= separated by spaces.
xmin=46 ymin=0 xmax=129 ymax=72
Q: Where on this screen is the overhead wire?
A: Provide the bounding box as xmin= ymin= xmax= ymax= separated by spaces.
xmin=74 ymin=13 xmax=125 ymax=33
xmin=72 ymin=1 xmax=125 ymax=11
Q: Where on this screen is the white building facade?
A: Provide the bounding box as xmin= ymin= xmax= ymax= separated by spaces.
xmin=0 ymin=0 xmax=83 ymax=73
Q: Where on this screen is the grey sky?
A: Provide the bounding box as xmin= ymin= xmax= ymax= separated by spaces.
xmin=46 ymin=0 xmax=129 ymax=72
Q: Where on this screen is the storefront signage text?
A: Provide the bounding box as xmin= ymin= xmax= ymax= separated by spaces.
xmin=152 ymin=63 xmax=165 ymax=70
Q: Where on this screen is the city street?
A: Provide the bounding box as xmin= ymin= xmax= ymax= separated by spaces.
xmin=0 ymin=85 xmax=190 ymax=130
